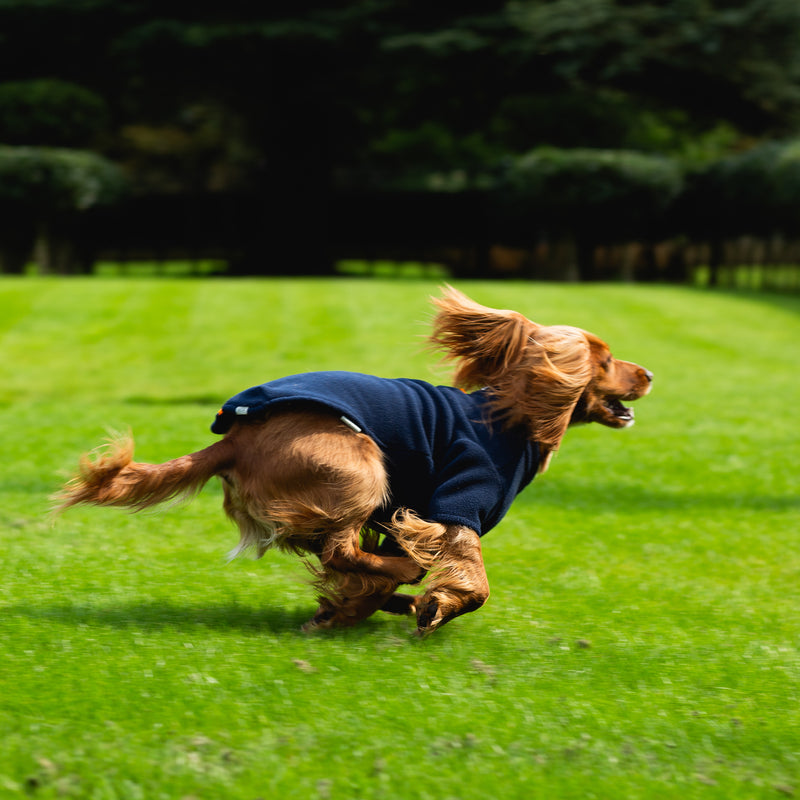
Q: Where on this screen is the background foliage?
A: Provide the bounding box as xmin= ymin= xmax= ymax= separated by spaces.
xmin=3 ymin=1 xmax=800 ymax=275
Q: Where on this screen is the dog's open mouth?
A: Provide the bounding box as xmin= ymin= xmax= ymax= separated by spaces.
xmin=605 ymin=397 xmax=634 ymax=426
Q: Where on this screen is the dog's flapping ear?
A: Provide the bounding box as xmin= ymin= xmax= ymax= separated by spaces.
xmin=431 ymin=286 xmax=535 ymax=388
xmin=431 ymin=287 xmax=594 ymax=473
xmin=511 ymin=325 xmax=593 ymax=470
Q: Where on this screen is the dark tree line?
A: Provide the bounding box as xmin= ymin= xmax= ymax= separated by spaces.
xmin=2 ymin=0 xmax=800 ymax=275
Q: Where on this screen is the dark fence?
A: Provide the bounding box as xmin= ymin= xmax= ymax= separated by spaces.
xmin=5 ymin=141 xmax=800 ymax=287
xmin=5 ymin=188 xmax=800 ymax=288
xmin=78 ymin=191 xmax=497 ymax=277
xmin=36 ymin=189 xmax=681 ymax=278
xmin=87 ymin=191 xmax=800 ymax=287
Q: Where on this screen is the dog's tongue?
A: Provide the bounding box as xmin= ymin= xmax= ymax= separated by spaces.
xmin=609 ymin=398 xmax=634 ymax=423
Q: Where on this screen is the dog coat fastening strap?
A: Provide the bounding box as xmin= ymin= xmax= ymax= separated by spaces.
xmin=340 ymin=415 xmax=362 ymax=433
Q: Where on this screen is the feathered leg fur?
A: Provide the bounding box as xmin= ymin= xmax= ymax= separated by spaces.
xmin=387 ymin=511 xmax=490 ymax=635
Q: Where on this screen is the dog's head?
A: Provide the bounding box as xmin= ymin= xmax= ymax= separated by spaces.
xmin=431 ymin=287 xmax=652 ymax=472
xmin=568 ymin=332 xmax=653 ymax=430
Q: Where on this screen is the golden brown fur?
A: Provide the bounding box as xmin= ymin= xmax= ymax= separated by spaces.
xmin=57 ymin=287 xmax=652 ymax=635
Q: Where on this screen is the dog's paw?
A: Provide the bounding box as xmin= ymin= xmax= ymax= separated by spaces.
xmin=415 ymin=590 xmax=485 ymax=636
xmin=415 ymin=596 xmax=442 ymax=636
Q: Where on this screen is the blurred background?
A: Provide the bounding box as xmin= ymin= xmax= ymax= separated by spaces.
xmin=2 ymin=0 xmax=800 ymax=287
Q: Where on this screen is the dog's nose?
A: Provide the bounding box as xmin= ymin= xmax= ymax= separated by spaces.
xmin=643 ymin=369 xmax=654 ymax=383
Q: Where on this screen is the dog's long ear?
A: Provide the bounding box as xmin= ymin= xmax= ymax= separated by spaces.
xmin=431 ymin=286 xmax=535 ymax=388
xmin=509 ymin=325 xmax=594 ymax=471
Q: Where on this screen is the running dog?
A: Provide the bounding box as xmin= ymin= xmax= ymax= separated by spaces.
xmin=57 ymin=287 xmax=653 ymax=635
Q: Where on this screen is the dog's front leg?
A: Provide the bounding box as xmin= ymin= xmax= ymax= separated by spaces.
xmin=415 ymin=526 xmax=490 ymax=636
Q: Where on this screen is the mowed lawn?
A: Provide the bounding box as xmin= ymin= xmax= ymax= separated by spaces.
xmin=1 ymin=276 xmax=798 ymax=799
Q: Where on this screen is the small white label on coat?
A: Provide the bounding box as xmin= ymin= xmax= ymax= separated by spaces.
xmin=235 ymin=406 xmax=249 ymax=415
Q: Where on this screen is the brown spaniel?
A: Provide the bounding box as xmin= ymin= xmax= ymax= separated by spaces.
xmin=58 ymin=288 xmax=652 ymax=635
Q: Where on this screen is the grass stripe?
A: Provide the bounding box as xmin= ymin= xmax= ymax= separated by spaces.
xmin=1 ymin=276 xmax=798 ymax=798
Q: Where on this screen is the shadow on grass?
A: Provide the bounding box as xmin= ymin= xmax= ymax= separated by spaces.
xmin=122 ymin=394 xmax=221 ymax=407
xmin=712 ymin=287 xmax=800 ymax=316
xmin=6 ymin=600 xmax=422 ymax=640
xmin=531 ymin=484 xmax=800 ymax=513
xmin=8 ymin=600 xmax=314 ymax=636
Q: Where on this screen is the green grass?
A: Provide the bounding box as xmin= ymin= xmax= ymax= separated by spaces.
xmin=1 ymin=276 xmax=798 ymax=799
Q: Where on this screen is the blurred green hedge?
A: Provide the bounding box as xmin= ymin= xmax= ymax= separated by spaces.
xmin=0 ymin=146 xmax=126 ymax=208
xmin=493 ymin=147 xmax=684 ymax=242
xmin=0 ymin=80 xmax=108 ymax=147
xmin=0 ymin=146 xmax=127 ymax=273
xmin=682 ymin=140 xmax=800 ymax=238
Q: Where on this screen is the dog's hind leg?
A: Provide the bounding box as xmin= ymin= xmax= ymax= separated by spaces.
xmin=379 ymin=593 xmax=418 ymax=616
xmin=302 ymin=571 xmax=400 ymax=631
xmin=301 ymin=524 xmax=423 ymax=631
xmin=320 ymin=526 xmax=422 ymax=584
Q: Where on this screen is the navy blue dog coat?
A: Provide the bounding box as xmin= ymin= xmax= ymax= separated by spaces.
xmin=211 ymin=371 xmax=538 ymax=536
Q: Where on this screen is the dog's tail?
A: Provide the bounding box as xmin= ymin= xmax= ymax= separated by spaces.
xmin=55 ymin=433 xmax=234 ymax=513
